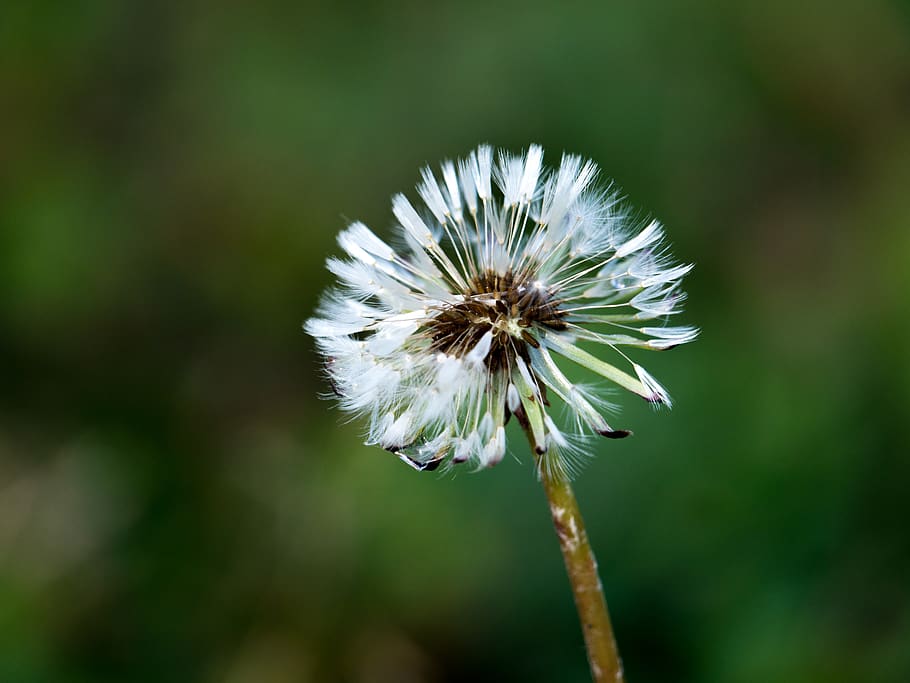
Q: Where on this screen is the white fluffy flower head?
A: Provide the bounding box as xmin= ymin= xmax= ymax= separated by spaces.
xmin=306 ymin=144 xmax=697 ymax=476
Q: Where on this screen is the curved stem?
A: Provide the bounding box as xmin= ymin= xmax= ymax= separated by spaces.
xmin=539 ymin=465 xmax=625 ymax=683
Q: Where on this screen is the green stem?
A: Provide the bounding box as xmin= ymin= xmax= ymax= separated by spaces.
xmin=539 ymin=464 xmax=625 ymax=683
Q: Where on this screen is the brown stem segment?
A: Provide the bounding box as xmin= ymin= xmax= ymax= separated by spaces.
xmin=540 ymin=466 xmax=626 ymax=683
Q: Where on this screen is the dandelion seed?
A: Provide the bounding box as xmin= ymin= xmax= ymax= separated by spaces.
xmin=305 ymin=144 xmax=698 ymax=476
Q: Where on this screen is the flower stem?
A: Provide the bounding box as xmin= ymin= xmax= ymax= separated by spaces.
xmin=539 ymin=465 xmax=625 ymax=683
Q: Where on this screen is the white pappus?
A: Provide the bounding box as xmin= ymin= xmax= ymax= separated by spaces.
xmin=306 ymin=144 xmax=698 ymax=477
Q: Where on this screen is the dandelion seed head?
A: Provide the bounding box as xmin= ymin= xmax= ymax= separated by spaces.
xmin=306 ymin=144 xmax=698 ymax=477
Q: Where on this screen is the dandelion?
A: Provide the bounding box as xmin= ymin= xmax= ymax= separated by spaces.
xmin=305 ymin=144 xmax=696 ymax=682
xmin=307 ymin=144 xmax=696 ymax=474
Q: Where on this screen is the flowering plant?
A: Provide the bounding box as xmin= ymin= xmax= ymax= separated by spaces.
xmin=307 ymin=144 xmax=696 ymax=681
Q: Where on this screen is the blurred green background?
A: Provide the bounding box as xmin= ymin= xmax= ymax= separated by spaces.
xmin=2 ymin=1 xmax=910 ymax=681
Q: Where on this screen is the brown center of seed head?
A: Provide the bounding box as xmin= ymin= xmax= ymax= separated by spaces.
xmin=426 ymin=269 xmax=568 ymax=372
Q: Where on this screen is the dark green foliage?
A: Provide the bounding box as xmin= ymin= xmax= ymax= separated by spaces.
xmin=1 ymin=1 xmax=908 ymax=681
